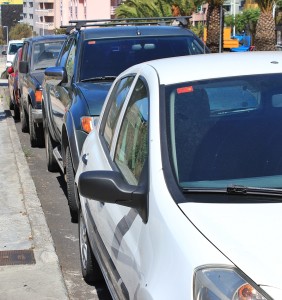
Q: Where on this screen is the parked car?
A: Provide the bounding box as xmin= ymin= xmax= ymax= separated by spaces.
xmin=2 ymin=39 xmax=23 ymax=68
xmin=18 ymin=35 xmax=66 ymax=147
xmin=76 ymin=52 xmax=282 ymax=299
xmin=42 ymin=17 xmax=210 ymax=222
xmin=7 ymin=47 xmax=23 ymax=120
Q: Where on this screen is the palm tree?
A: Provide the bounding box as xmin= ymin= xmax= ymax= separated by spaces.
xmin=115 ymin=0 xmax=171 ymax=18
xmin=254 ymin=0 xmax=276 ymax=50
xmin=205 ymin=0 xmax=224 ymax=53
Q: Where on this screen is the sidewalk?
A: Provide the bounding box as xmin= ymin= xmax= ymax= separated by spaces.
xmin=0 ymin=80 xmax=69 ymax=299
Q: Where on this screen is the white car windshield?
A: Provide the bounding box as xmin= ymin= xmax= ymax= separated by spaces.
xmin=166 ymin=74 xmax=282 ymax=190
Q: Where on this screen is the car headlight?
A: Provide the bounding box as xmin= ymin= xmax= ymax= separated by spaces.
xmin=194 ymin=266 xmax=272 ymax=300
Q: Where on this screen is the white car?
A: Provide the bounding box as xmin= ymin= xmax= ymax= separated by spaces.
xmin=75 ymin=52 xmax=282 ymax=300
xmin=3 ymin=40 xmax=23 ymax=68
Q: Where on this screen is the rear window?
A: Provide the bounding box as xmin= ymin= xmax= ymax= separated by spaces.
xmin=80 ymin=36 xmax=206 ymax=81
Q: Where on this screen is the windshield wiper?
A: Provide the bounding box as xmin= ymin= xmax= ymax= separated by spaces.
xmin=80 ymin=76 xmax=116 ymax=82
xmin=182 ymin=185 xmax=282 ymax=197
xmin=226 ymin=185 xmax=282 ymax=196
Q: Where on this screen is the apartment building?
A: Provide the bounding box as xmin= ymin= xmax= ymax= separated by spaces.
xmin=23 ymin=0 xmax=123 ymax=36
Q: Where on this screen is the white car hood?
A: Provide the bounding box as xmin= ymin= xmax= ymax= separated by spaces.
xmin=179 ymin=201 xmax=282 ymax=296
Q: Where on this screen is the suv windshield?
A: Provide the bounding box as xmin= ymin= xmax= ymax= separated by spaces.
xmin=80 ymin=36 xmax=206 ymax=81
xmin=165 ymin=74 xmax=282 ymax=190
xmin=32 ymin=40 xmax=65 ymax=70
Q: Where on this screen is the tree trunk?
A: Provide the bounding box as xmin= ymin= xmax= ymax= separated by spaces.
xmin=254 ymin=12 xmax=276 ymax=51
xmin=206 ymin=3 xmax=223 ymax=53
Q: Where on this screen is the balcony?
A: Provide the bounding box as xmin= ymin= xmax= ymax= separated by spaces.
xmin=35 ymin=9 xmax=54 ymax=17
xmin=36 ymin=21 xmax=55 ymax=30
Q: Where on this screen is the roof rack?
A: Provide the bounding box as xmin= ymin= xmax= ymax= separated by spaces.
xmin=61 ymin=16 xmax=191 ymax=33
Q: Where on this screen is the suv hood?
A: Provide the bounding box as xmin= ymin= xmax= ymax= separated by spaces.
xmin=179 ymin=201 xmax=282 ymax=296
xmin=77 ymin=82 xmax=112 ymax=115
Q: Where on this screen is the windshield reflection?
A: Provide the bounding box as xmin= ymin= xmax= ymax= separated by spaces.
xmin=166 ymin=74 xmax=282 ymax=190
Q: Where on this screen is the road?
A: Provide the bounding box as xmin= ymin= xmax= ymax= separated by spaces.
xmin=11 ymin=102 xmax=112 ymax=299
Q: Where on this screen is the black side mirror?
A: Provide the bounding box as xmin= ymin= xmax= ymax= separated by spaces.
xmin=2 ymin=50 xmax=6 ymax=55
xmin=44 ymin=66 xmax=68 ymax=85
xmin=19 ymin=61 xmax=29 ymax=74
xmin=78 ymin=170 xmax=148 ymax=223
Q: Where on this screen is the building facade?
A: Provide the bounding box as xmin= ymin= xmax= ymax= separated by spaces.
xmin=23 ymin=0 xmax=124 ymax=36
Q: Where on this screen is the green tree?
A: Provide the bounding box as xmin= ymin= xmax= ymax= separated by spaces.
xmin=115 ymin=0 xmax=171 ymax=18
xmin=0 ymin=27 xmax=4 ymax=45
xmin=254 ymin=0 xmax=276 ymax=50
xmin=9 ymin=23 xmax=32 ymax=40
xmin=54 ymin=28 xmax=67 ymax=35
xmin=237 ymin=8 xmax=260 ymax=44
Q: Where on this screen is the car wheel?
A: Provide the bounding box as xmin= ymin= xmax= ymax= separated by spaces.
xmin=29 ymin=104 xmax=37 ymax=147
xmin=20 ymin=102 xmax=29 ymax=133
xmin=44 ymin=122 xmax=59 ymax=172
xmin=66 ymin=146 xmax=79 ymax=223
xmin=79 ymin=208 xmax=102 ymax=283
xmin=9 ymin=99 xmax=14 ymax=110
xmin=28 ymin=104 xmax=45 ymax=148
xmin=14 ymin=104 xmax=20 ymax=121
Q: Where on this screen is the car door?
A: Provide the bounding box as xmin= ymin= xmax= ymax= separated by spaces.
xmin=19 ymin=41 xmax=30 ymax=111
xmin=87 ymin=76 xmax=149 ymax=298
xmin=50 ymin=38 xmax=76 ymax=138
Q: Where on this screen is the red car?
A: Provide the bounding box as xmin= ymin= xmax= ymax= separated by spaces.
xmin=7 ymin=47 xmax=22 ymax=120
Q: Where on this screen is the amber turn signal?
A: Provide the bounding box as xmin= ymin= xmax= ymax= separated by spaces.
xmin=35 ymin=90 xmax=43 ymax=103
xmin=81 ymin=117 xmax=94 ymax=133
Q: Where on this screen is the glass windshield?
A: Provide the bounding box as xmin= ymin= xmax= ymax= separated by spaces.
xmin=80 ymin=36 xmax=206 ymax=81
xmin=8 ymin=43 xmax=23 ymax=54
xmin=165 ymin=74 xmax=282 ymax=190
xmin=32 ymin=40 xmax=65 ymax=70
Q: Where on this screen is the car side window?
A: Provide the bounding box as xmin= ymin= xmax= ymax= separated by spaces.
xmin=21 ymin=42 xmax=29 ymax=61
xmin=65 ymin=40 xmax=76 ymax=85
xmin=103 ymin=76 xmax=135 ymax=149
xmin=57 ymin=38 xmax=73 ymax=67
xmin=114 ymin=78 xmax=149 ymax=185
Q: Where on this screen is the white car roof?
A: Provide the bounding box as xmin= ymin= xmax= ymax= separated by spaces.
xmin=9 ymin=40 xmax=23 ymax=44
xmin=132 ymin=51 xmax=282 ymax=85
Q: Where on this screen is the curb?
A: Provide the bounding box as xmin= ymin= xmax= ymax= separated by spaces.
xmin=0 ymin=83 xmax=69 ymax=299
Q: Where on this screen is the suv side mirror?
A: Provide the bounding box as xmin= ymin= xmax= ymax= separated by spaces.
xmin=44 ymin=66 xmax=68 ymax=85
xmin=2 ymin=50 xmax=6 ymax=55
xmin=19 ymin=61 xmax=29 ymax=74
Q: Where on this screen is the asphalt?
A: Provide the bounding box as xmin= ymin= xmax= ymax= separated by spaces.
xmin=0 ymin=61 xmax=69 ymax=299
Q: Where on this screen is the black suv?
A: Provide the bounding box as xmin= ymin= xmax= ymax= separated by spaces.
xmin=18 ymin=35 xmax=66 ymax=147
xmin=42 ymin=17 xmax=209 ymax=222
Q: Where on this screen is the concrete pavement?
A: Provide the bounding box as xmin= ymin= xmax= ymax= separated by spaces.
xmin=0 ymin=64 xmax=69 ymax=298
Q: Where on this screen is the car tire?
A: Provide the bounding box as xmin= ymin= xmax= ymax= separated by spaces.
xmin=14 ymin=104 xmax=20 ymax=120
xmin=79 ymin=208 xmax=102 ymax=283
xmin=28 ymin=104 xmax=44 ymax=148
xmin=66 ymin=146 xmax=79 ymax=223
xmin=44 ymin=122 xmax=59 ymax=172
xmin=29 ymin=104 xmax=37 ymax=147
xmin=20 ymin=103 xmax=29 ymax=133
xmin=9 ymin=99 xmax=14 ymax=110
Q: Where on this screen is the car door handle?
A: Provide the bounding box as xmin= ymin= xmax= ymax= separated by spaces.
xmin=82 ymin=153 xmax=88 ymax=165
